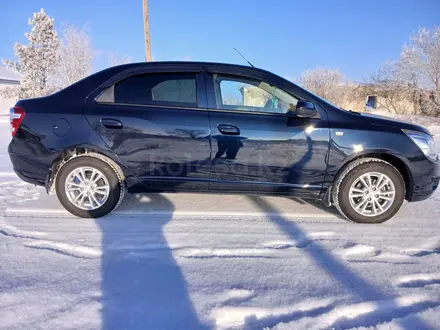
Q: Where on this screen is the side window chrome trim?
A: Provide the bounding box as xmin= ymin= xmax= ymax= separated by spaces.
xmin=207 ymin=107 xmax=293 ymax=118
xmin=95 ymin=101 xmax=208 ymax=112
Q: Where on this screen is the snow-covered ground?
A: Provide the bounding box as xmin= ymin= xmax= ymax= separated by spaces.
xmin=1 ymin=120 xmax=440 ymax=330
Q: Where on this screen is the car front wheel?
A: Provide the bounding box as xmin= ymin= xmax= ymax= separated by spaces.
xmin=333 ymin=158 xmax=406 ymax=223
xmin=55 ymin=156 xmax=124 ymax=218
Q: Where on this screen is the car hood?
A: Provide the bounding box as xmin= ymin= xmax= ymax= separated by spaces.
xmin=359 ymin=112 xmax=431 ymax=135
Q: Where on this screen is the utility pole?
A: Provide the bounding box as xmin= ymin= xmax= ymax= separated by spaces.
xmin=143 ymin=0 xmax=152 ymax=61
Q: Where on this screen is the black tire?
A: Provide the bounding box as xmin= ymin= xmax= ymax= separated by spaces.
xmin=332 ymin=158 xmax=405 ymax=223
xmin=55 ymin=156 xmax=124 ymax=218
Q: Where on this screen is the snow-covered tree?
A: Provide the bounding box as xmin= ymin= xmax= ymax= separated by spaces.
xmin=2 ymin=9 xmax=59 ymax=99
xmin=55 ymin=25 xmax=93 ymax=88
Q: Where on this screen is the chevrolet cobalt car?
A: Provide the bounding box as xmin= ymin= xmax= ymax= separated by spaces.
xmin=8 ymin=62 xmax=440 ymax=223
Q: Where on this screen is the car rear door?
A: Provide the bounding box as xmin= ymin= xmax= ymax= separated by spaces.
xmin=83 ymin=64 xmax=211 ymax=191
xmin=205 ymin=66 xmax=329 ymax=197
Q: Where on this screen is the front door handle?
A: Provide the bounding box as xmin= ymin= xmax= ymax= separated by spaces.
xmin=101 ymin=118 xmax=123 ymax=129
xmin=218 ymin=124 xmax=240 ymax=135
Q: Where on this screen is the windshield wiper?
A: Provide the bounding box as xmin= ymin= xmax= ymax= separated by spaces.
xmin=340 ymin=107 xmax=360 ymax=115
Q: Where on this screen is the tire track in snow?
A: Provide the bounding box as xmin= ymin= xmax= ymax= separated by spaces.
xmin=262 ymin=231 xmax=335 ymax=250
xmin=340 ymin=243 xmax=381 ymax=259
xmin=178 ymin=248 xmax=274 ymax=259
xmin=300 ymin=294 xmax=440 ymax=330
xmin=174 ymin=232 xmax=336 ymax=259
xmin=0 ymin=180 xmax=40 ymax=206
xmin=210 ymin=297 xmax=338 ymax=329
xmin=0 ymin=222 xmax=46 ymax=239
xmin=1 ymin=218 xmax=101 ymax=259
xmin=24 ymin=240 xmax=102 ymax=259
xmin=396 ymin=273 xmax=440 ymax=288
xmin=403 ymin=236 xmax=440 ymax=257
xmin=215 ymin=289 xmax=255 ymax=305
xmin=338 ymin=243 xmax=415 ymax=264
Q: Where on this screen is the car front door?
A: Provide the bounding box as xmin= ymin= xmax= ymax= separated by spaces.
xmin=205 ymin=67 xmax=329 ymax=197
xmin=84 ymin=65 xmax=211 ymax=191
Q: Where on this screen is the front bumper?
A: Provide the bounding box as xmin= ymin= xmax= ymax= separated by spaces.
xmin=408 ymin=158 xmax=440 ymax=202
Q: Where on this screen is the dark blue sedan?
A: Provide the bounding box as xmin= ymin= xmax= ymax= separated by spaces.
xmin=8 ymin=62 xmax=440 ymax=223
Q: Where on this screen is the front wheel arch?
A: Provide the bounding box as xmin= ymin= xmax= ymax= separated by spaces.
xmin=332 ymin=153 xmax=412 ymax=201
xmin=332 ymin=157 xmax=406 ymax=223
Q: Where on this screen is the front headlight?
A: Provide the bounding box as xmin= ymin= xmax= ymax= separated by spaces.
xmin=403 ymin=129 xmax=438 ymax=162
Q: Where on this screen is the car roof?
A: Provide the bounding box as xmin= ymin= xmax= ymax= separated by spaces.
xmin=112 ymin=61 xmax=275 ymax=76
xmin=101 ymin=61 xmax=290 ymax=90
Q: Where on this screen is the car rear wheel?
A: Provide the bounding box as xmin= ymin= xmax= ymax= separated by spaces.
xmin=333 ymin=158 xmax=405 ymax=223
xmin=55 ymin=156 xmax=124 ymax=218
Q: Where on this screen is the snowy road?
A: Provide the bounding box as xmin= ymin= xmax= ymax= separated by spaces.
xmin=1 ymin=120 xmax=440 ymax=329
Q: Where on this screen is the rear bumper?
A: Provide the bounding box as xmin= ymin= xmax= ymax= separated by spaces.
xmin=9 ymin=153 xmax=47 ymax=186
xmin=8 ymin=139 xmax=55 ymax=187
xmin=14 ymin=168 xmax=46 ymax=186
xmin=407 ymin=158 xmax=440 ymax=202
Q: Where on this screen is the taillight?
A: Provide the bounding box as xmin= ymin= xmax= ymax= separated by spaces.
xmin=10 ymin=106 xmax=26 ymax=137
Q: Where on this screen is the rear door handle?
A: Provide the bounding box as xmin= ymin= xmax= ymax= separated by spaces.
xmin=101 ymin=118 xmax=123 ymax=129
xmin=218 ymin=124 xmax=240 ymax=135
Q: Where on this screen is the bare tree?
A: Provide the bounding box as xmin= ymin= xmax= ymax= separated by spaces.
xmin=404 ymin=27 xmax=440 ymax=91
xmin=297 ymin=67 xmax=351 ymax=106
xmin=369 ymin=27 xmax=440 ymax=116
xmin=107 ymin=53 xmax=132 ymax=67
xmin=55 ymin=25 xmax=94 ymax=88
xmin=366 ymin=62 xmax=415 ymax=114
xmin=402 ymin=27 xmax=440 ymax=115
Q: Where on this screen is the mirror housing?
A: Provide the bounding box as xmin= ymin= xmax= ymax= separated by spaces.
xmin=293 ymin=100 xmax=318 ymax=118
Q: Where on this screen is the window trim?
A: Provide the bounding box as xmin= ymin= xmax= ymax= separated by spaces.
xmin=92 ymin=100 xmax=207 ymax=112
xmin=207 ymin=107 xmax=292 ymax=117
xmin=210 ymin=73 xmax=300 ymax=117
xmin=95 ymin=71 xmax=200 ymax=109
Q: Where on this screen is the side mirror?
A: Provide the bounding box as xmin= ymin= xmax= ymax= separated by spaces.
xmin=295 ymin=100 xmax=318 ymax=118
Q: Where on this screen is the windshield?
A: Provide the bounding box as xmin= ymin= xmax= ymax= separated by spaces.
xmin=304 ymin=89 xmax=340 ymax=109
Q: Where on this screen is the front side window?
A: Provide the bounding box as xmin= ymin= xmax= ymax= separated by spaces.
xmin=99 ymin=73 xmax=197 ymax=107
xmin=214 ymin=75 xmax=299 ymax=114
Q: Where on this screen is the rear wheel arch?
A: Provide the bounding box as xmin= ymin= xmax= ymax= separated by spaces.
xmin=48 ymin=148 xmax=126 ymax=194
xmin=55 ymin=155 xmax=125 ymax=218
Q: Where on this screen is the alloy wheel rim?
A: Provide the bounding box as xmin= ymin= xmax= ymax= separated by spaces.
xmin=348 ymin=172 xmax=396 ymax=217
xmin=65 ymin=167 xmax=110 ymax=211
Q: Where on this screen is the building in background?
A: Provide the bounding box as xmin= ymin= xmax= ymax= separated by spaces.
xmin=0 ymin=66 xmax=21 ymax=115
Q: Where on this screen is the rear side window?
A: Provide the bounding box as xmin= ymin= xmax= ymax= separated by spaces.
xmin=99 ymin=73 xmax=197 ymax=107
